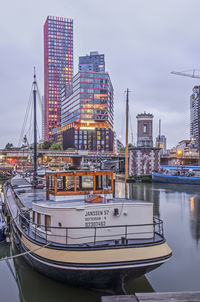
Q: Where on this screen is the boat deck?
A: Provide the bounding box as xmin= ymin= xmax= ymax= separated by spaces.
xmin=5 ymin=175 xmax=165 ymax=250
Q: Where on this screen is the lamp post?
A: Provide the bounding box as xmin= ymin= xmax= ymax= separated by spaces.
xmin=176 ymin=150 xmax=183 ymax=172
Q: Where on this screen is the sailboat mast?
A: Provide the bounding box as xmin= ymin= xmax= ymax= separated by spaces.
xmin=158 ymin=119 xmax=161 ymax=148
xmin=33 ymin=67 xmax=37 ymax=187
xmin=125 ymin=88 xmax=129 ymax=199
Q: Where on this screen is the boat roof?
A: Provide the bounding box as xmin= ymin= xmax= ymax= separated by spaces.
xmin=10 ymin=175 xmax=152 ymax=210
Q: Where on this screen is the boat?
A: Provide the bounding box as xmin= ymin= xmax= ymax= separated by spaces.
xmin=0 ymin=193 xmax=7 ymax=242
xmin=152 ymin=170 xmax=200 ymax=185
xmin=2 ymin=78 xmax=172 ymax=291
xmin=3 ymin=170 xmax=172 ymax=290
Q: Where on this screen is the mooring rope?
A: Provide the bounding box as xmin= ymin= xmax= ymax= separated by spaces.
xmin=0 ymin=242 xmax=51 ymax=262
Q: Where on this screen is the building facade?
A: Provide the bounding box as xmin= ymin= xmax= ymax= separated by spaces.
xmin=129 ymin=148 xmax=160 ymax=176
xmin=137 ymin=113 xmax=153 ymax=148
xmin=44 ymin=16 xmax=73 ymax=141
xmin=54 ymin=71 xmax=114 ymax=151
xmin=129 ymin=112 xmax=160 ymax=175
xmin=79 ymin=51 xmax=105 ymax=73
xmin=190 ymin=86 xmax=200 ymax=148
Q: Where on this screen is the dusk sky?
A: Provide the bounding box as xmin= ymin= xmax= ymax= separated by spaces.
xmin=1 ymin=0 xmax=200 ymax=149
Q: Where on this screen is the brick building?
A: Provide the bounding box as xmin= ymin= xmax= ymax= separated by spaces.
xmin=129 ymin=148 xmax=160 ymax=176
xmin=129 ymin=112 xmax=160 ymax=176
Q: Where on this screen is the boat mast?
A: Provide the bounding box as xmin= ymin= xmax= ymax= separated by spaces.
xmin=158 ymin=119 xmax=161 ymax=148
xmin=33 ymin=67 xmax=37 ymax=188
xmin=125 ymin=88 xmax=129 ymax=199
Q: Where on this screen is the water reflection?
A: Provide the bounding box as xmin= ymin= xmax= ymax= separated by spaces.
xmin=127 ymin=182 xmax=200 ymax=244
xmin=189 ymin=196 xmax=200 ymax=242
xmin=129 ymin=183 xmax=160 ymax=218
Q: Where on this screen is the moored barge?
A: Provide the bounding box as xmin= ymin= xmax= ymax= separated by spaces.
xmin=3 ymin=170 xmax=172 ymax=290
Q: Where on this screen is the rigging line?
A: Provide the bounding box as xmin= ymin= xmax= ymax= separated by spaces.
xmin=18 ymin=84 xmax=34 ymax=147
xmin=26 ymin=99 xmax=34 ymax=147
xmin=18 ymin=84 xmax=33 ymax=146
xmin=36 ymin=121 xmax=41 ymax=142
xmin=129 ymin=115 xmax=134 ymax=145
xmin=121 ymin=91 xmax=126 ymax=144
xmin=0 ymin=242 xmax=51 ymax=262
xmin=25 ymin=98 xmax=33 ymax=143
xmin=35 ymin=81 xmax=43 ymax=110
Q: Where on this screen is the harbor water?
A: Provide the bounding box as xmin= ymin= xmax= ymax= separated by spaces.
xmin=1 ymin=180 xmax=200 ymax=301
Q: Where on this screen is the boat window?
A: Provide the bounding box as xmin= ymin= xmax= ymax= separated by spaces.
xmin=57 ymin=176 xmax=66 ymax=191
xmin=49 ymin=176 xmax=55 ymax=190
xmin=76 ymin=175 xmax=93 ymax=191
xmin=32 ymin=211 xmax=35 ymax=223
xmin=102 ymin=175 xmax=112 ymax=190
xmin=95 ymin=175 xmax=103 ymax=190
xmin=65 ymin=176 xmax=75 ymax=191
xmin=45 ymin=215 xmax=51 ymax=232
xmin=37 ymin=213 xmax=41 ymax=226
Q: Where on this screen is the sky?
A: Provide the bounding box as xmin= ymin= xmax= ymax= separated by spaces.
xmin=1 ymin=0 xmax=200 ymax=149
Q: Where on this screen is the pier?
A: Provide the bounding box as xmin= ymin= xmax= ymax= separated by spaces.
xmin=102 ymin=292 xmax=200 ymax=302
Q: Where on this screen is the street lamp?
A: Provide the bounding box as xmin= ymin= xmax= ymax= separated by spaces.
xmin=176 ymin=150 xmax=183 ymax=171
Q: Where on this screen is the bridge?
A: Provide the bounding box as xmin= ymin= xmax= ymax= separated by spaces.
xmin=0 ymin=149 xmax=125 ymax=171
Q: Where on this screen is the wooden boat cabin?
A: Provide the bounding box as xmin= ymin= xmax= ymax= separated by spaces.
xmin=46 ymin=170 xmax=114 ymax=201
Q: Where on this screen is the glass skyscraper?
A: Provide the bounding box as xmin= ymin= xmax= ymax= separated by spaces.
xmin=54 ymin=71 xmax=114 ymax=151
xmin=79 ymin=51 xmax=105 ymax=73
xmin=190 ymin=86 xmax=200 ymax=148
xmin=44 ymin=16 xmax=73 ymax=141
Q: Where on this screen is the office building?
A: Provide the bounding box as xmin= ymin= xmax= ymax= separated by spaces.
xmin=190 ymin=86 xmax=200 ymax=148
xmin=55 ymin=70 xmax=114 ymax=151
xmin=156 ymin=135 xmax=166 ymax=154
xmin=44 ymin=16 xmax=73 ymax=141
xmin=79 ymin=51 xmax=105 ymax=72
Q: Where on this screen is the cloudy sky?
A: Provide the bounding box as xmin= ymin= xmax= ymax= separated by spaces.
xmin=1 ymin=0 xmax=200 ymax=149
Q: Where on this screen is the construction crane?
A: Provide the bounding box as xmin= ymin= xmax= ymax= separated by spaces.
xmin=171 ymin=69 xmax=200 ymax=79
xmin=171 ymin=69 xmax=200 ymax=163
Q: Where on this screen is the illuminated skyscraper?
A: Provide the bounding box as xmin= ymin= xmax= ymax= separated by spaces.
xmin=44 ymin=16 xmax=73 ymax=140
xmin=190 ymin=86 xmax=200 ymax=148
xmin=53 ymin=71 xmax=114 ymax=151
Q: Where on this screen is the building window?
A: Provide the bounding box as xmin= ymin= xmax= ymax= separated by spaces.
xmin=143 ymin=124 xmax=147 ymax=133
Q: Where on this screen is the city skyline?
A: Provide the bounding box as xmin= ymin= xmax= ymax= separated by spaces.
xmin=1 ymin=0 xmax=200 ymax=149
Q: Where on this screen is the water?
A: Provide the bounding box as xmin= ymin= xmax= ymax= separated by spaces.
xmin=1 ymin=181 xmax=200 ymax=301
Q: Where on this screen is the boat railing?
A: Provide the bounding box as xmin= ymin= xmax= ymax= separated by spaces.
xmin=18 ymin=214 xmax=164 ymax=248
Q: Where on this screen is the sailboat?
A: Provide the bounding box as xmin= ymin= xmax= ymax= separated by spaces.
xmin=3 ymin=80 xmax=172 ymax=291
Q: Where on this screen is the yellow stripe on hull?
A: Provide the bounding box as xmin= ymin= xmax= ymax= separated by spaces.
xmin=21 ymin=235 xmax=172 ymax=265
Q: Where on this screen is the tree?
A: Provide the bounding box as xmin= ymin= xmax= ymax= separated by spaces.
xmin=5 ymin=143 xmax=13 ymax=149
xmin=41 ymin=141 xmax=52 ymax=150
xmin=50 ymin=143 xmax=62 ymax=151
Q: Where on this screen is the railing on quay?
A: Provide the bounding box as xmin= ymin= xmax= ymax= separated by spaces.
xmin=18 ymin=214 xmax=164 ymax=248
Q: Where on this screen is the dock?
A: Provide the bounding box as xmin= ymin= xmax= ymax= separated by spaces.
xmin=101 ymin=291 xmax=200 ymax=302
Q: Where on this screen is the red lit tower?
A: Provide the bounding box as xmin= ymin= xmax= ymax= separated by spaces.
xmin=44 ymin=16 xmax=73 ymax=141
